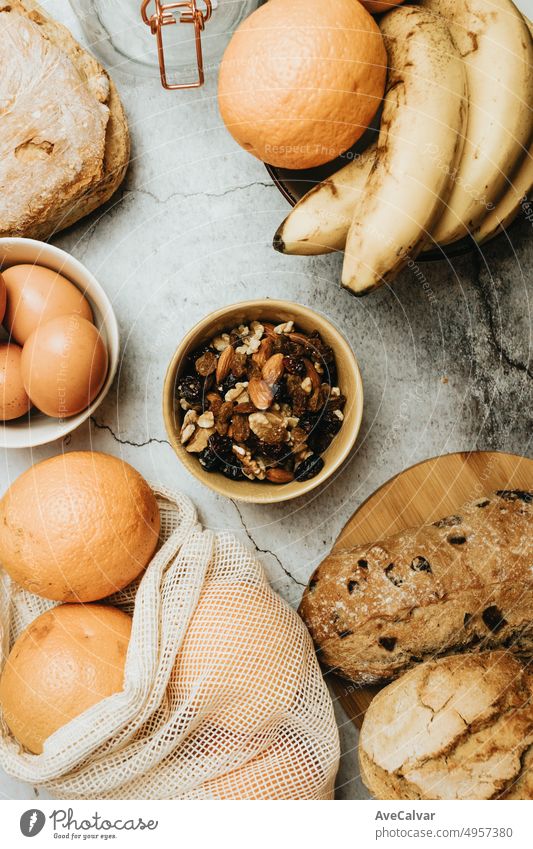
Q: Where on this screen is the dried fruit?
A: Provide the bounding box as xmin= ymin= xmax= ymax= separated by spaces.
xmin=195 ymin=351 xmax=217 ymax=377
xmin=176 ymin=319 xmax=345 ymax=485
xmin=295 ymin=454 xmax=324 ymax=481
xmin=232 ymin=414 xmax=250 ymax=443
xmin=177 ymin=375 xmax=202 ymax=405
xmin=231 ymin=351 xmax=248 ymax=378
xmin=283 ymin=356 xmax=306 ymax=376
xmin=248 ymin=378 xmax=274 ymax=410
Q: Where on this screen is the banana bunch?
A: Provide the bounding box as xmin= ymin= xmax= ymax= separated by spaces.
xmin=274 ymin=0 xmax=533 ymax=296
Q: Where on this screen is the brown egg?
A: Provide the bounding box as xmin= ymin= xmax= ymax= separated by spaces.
xmin=0 ymin=273 xmax=6 ymax=324
xmin=0 ymin=342 xmax=31 ymax=420
xmin=2 ymin=264 xmax=93 ymax=344
xmin=21 ymin=315 xmax=108 ymax=418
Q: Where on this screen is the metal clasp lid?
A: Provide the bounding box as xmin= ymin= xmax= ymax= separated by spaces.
xmin=141 ymin=1 xmax=213 ymax=90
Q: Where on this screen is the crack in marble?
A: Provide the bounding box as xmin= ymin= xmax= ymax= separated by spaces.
xmin=230 ymin=499 xmax=306 ymax=588
xmin=471 ymin=253 xmax=533 ymax=380
xmin=90 ymin=416 xmax=170 ymax=448
xmin=125 ymin=181 xmax=275 ymax=207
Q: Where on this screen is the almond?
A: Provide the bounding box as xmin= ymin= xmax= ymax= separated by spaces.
xmin=252 ymin=337 xmax=272 ymax=368
xmin=303 ymin=358 xmax=321 ymax=391
xmin=248 ymin=378 xmax=273 ymax=410
xmin=266 ymin=468 xmax=294 ymax=484
xmin=216 ymin=344 xmax=234 ymax=384
xmin=262 ymin=353 xmax=285 ymax=385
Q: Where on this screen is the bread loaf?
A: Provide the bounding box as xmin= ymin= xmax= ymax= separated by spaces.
xmin=0 ymin=1 xmax=129 ymax=239
xmin=359 ymin=651 xmax=533 ymax=800
xmin=299 ymin=490 xmax=533 ymax=684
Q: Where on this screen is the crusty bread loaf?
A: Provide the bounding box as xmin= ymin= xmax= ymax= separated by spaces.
xmin=299 ymin=490 xmax=533 ymax=684
xmin=0 ymin=0 xmax=129 ymax=239
xmin=359 ymin=651 xmax=533 ymax=800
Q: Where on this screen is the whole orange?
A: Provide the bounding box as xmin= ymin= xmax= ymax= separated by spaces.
xmin=0 ymin=604 xmax=131 ymax=754
xmin=218 ymin=0 xmax=387 ymax=169
xmin=0 ymin=451 xmax=160 ymax=602
xmin=360 ymin=1 xmax=406 ymax=13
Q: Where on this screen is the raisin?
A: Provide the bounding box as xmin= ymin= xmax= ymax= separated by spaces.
xmin=195 ymin=351 xmax=217 ymax=377
xmin=198 ymin=434 xmax=233 ymax=472
xmin=410 ymin=556 xmax=432 ymax=573
xmin=379 ymin=637 xmax=397 ymax=652
xmin=231 ymin=352 xmax=247 ymax=378
xmin=325 ymin=394 xmax=346 ymax=413
xmin=307 ymin=429 xmax=334 ymax=455
xmin=177 ymin=374 xmax=203 ymax=405
xmin=347 ymin=579 xmax=358 ymax=594
xmin=198 ymin=448 xmax=222 ymax=472
xmin=482 ymin=605 xmax=507 ymax=633
xmin=338 ymin=629 xmax=353 ymax=640
xmin=260 ymin=442 xmax=292 ymax=463
xmin=496 ymin=490 xmax=533 ymax=504
xmin=476 ymin=499 xmax=490 ymax=508
xmin=208 ymin=433 xmax=233 ymax=462
xmin=298 ymin=412 xmax=319 ymax=434
xmin=433 ymin=515 xmax=462 ymax=528
xmin=448 ymin=534 xmax=467 ymax=545
xmin=357 ymin=559 xmax=368 ymax=569
xmin=283 ymin=356 xmax=306 ymax=376
xmin=232 ymin=414 xmax=250 ymax=443
xmin=220 ymin=373 xmax=239 ymax=394
xmin=221 ymin=461 xmax=245 ymax=481
xmin=308 ymin=575 xmax=318 ymax=592
xmin=464 ymin=612 xmax=472 ymax=627
xmin=384 ymin=563 xmax=402 ymax=586
xmin=294 ymin=454 xmax=324 ymax=481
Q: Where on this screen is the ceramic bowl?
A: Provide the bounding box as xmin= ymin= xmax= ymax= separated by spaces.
xmin=163 ymin=299 xmax=363 ymax=504
xmin=0 ymin=238 xmax=119 ymax=449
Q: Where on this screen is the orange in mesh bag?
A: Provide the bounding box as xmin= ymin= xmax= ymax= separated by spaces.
xmin=0 ymin=487 xmax=339 ymax=799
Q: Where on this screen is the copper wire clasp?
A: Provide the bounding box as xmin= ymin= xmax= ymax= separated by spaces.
xmin=141 ymin=0 xmax=213 ymax=90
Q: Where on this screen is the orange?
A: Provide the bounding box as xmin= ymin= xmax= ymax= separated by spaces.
xmin=172 ymin=582 xmax=304 ymax=732
xmin=360 ymin=1 xmax=406 ymax=13
xmin=0 ymin=604 xmax=131 ymax=754
xmin=0 ymin=451 xmax=160 ymax=602
xmin=218 ymin=0 xmax=387 ymax=169
xmin=198 ymin=730 xmax=330 ymax=800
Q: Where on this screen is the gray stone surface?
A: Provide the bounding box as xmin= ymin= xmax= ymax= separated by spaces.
xmin=0 ymin=0 xmax=531 ymax=801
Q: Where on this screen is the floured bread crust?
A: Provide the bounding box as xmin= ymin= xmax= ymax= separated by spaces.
xmin=299 ymin=490 xmax=533 ymax=684
xmin=359 ymin=652 xmax=533 ymax=800
xmin=0 ymin=0 xmax=129 ymax=239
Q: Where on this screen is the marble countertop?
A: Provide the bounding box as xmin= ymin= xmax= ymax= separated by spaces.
xmin=1 ymin=0 xmax=532 ymax=801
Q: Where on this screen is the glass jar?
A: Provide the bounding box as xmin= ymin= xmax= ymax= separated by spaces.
xmin=69 ymin=1 xmax=259 ymax=88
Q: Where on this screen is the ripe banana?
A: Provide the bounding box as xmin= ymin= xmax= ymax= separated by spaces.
xmin=424 ymin=0 xmax=533 ymax=245
xmin=473 ymin=14 xmax=533 ymax=245
xmin=342 ymin=6 xmax=468 ymax=295
xmin=473 ymin=141 xmax=533 ymax=244
xmin=273 ymin=145 xmax=376 ymax=256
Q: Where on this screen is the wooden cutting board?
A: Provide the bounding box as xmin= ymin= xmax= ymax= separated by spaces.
xmin=330 ymin=450 xmax=533 ymax=729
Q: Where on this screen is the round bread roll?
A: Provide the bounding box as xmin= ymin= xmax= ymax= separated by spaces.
xmin=359 ymin=652 xmax=533 ymax=800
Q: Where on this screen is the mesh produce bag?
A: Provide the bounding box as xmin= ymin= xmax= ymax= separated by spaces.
xmin=0 ymin=487 xmax=339 ymax=799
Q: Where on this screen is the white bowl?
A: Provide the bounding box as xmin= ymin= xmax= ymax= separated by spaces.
xmin=0 ymin=238 xmax=119 ymax=448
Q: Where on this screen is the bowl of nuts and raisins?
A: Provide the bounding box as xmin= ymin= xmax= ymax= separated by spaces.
xmin=163 ymin=300 xmax=363 ymax=503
